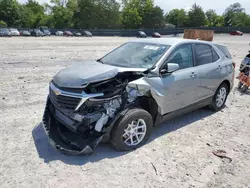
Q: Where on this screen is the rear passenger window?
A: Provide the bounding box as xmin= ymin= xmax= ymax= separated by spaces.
xmin=195 ymin=44 xmax=220 ymax=66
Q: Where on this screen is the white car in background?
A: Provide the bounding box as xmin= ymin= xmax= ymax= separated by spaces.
xmin=9 ymin=28 xmax=20 ymax=36
xmin=55 ymin=31 xmax=63 ymax=36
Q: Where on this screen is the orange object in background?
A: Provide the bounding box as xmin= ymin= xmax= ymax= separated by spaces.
xmin=238 ymin=72 xmax=250 ymax=86
xmin=184 ymin=29 xmax=214 ymax=42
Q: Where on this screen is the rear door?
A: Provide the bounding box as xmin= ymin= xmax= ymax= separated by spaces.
xmin=193 ymin=43 xmax=224 ymax=99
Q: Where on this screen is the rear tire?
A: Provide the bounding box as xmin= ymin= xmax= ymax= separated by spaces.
xmin=210 ymin=83 xmax=229 ymax=111
xmin=110 ymin=108 xmax=153 ymax=152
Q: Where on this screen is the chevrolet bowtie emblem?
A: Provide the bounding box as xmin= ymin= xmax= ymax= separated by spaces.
xmin=53 ymin=89 xmax=61 ymax=96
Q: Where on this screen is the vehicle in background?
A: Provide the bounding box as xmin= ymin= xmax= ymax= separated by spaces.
xmin=9 ymin=28 xmax=20 ymax=36
xmin=55 ymin=31 xmax=63 ymax=36
xmin=40 ymin=26 xmax=51 ymax=36
xmin=74 ymin=32 xmax=82 ymax=37
xmin=152 ymin=32 xmax=161 ymax=38
xmin=30 ymin=29 xmax=44 ymax=37
xmin=230 ymin=30 xmax=243 ymax=36
xmin=137 ymin=31 xmax=147 ymax=38
xmin=0 ymin=28 xmax=11 ymax=37
xmin=82 ymin=30 xmax=92 ymax=37
xmin=20 ymin=30 xmax=31 ymax=36
xmin=238 ymin=51 xmax=250 ymax=92
xmin=63 ymin=31 xmax=73 ymax=36
xmin=43 ymin=38 xmax=235 ymax=155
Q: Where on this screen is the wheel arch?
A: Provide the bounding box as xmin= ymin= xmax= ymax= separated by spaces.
xmin=135 ymin=96 xmax=159 ymax=124
xmin=220 ymin=79 xmax=231 ymax=91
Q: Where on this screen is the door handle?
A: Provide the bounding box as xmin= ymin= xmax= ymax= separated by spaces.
xmin=190 ymin=72 xmax=197 ymax=78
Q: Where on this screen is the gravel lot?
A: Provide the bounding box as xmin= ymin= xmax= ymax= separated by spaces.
xmin=0 ymin=35 xmax=250 ymax=188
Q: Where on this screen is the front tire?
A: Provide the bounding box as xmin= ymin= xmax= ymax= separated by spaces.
xmin=110 ymin=108 xmax=153 ymax=151
xmin=210 ymin=83 xmax=229 ymax=111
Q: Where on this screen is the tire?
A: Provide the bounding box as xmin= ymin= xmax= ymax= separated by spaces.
xmin=238 ymin=81 xmax=243 ymax=89
xmin=240 ymin=85 xmax=248 ymax=93
xmin=110 ymin=108 xmax=153 ymax=152
xmin=210 ymin=83 xmax=229 ymax=111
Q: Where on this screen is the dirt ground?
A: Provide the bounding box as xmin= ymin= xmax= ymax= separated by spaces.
xmin=0 ymin=35 xmax=250 ymax=188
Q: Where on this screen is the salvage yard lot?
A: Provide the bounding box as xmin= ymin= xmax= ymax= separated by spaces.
xmin=0 ymin=35 xmax=250 ymax=188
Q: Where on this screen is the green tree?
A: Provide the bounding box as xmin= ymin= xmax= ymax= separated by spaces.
xmin=73 ymin=0 xmax=121 ymax=29
xmin=166 ymin=9 xmax=187 ymax=27
xmin=24 ymin=0 xmax=46 ymax=28
xmin=142 ymin=6 xmax=164 ymax=29
xmin=232 ymin=12 xmax=250 ymax=27
xmin=0 ymin=20 xmax=7 ymax=27
xmin=187 ymin=3 xmax=206 ymax=27
xmin=0 ymin=0 xmax=22 ymax=27
xmin=205 ymin=9 xmax=224 ymax=27
xmin=223 ymin=2 xmax=244 ymax=26
xmin=122 ymin=6 xmax=142 ymax=29
xmin=121 ymin=0 xmax=164 ymax=29
xmin=49 ymin=0 xmax=76 ymax=28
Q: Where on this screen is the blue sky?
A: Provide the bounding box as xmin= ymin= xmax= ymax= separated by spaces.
xmin=18 ymin=0 xmax=250 ymax=15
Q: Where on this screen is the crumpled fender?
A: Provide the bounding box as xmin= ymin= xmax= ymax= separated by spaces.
xmin=127 ymin=77 xmax=165 ymax=115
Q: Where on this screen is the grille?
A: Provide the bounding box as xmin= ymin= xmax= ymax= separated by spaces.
xmin=49 ymin=88 xmax=81 ymax=110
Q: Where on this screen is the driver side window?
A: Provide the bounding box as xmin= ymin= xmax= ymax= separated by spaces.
xmin=166 ymin=44 xmax=194 ymax=70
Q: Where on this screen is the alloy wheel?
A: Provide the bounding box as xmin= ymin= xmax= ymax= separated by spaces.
xmin=123 ymin=119 xmax=147 ymax=146
xmin=216 ymin=87 xmax=227 ymax=107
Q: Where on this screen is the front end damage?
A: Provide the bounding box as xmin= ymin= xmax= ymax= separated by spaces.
xmin=42 ymin=71 xmax=160 ymax=155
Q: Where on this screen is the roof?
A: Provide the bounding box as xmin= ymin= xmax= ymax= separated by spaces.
xmin=130 ymin=37 xmax=216 ymax=46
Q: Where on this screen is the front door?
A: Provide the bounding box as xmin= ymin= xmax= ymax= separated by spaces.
xmin=160 ymin=43 xmax=200 ymax=114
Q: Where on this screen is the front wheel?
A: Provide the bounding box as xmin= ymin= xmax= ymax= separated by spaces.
xmin=210 ymin=83 xmax=229 ymax=111
xmin=110 ymin=108 xmax=153 ymax=151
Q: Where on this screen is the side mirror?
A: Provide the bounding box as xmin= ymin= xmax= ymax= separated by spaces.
xmin=160 ymin=63 xmax=179 ymax=74
xmin=168 ymin=63 xmax=179 ymax=73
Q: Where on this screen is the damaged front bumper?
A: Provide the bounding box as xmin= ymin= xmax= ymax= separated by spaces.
xmin=42 ymin=98 xmax=106 ymax=155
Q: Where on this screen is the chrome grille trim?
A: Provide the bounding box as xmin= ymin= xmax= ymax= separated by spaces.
xmin=49 ymin=82 xmax=104 ymax=111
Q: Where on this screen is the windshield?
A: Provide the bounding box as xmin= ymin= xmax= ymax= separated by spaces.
xmin=101 ymin=42 xmax=170 ymax=68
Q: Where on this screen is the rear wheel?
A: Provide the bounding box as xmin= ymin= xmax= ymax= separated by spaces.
xmin=110 ymin=108 xmax=153 ymax=151
xmin=210 ymin=83 xmax=229 ymax=111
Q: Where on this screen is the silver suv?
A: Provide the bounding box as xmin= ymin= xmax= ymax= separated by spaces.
xmin=43 ymin=38 xmax=235 ymax=155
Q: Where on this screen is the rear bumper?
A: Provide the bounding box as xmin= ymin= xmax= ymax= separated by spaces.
xmin=42 ymin=97 xmax=104 ymax=155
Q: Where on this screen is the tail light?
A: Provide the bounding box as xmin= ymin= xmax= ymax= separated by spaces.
xmin=232 ymin=61 xmax=236 ymax=80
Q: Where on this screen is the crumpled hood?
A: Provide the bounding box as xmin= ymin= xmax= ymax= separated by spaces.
xmin=53 ymin=60 xmax=146 ymax=88
xmin=53 ymin=60 xmax=118 ymax=87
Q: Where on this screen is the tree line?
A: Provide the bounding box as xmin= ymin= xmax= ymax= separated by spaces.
xmin=0 ymin=0 xmax=249 ymax=29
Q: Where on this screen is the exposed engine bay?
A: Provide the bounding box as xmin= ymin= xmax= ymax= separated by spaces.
xmin=43 ymin=71 xmax=155 ymax=155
